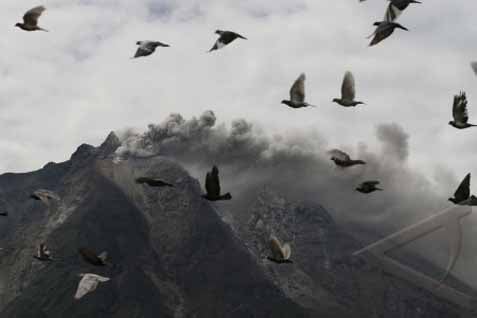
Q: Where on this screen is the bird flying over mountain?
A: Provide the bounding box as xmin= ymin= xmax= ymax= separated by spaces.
xmin=15 ymin=6 xmax=48 ymax=32
xmin=449 ymin=173 xmax=477 ymax=206
xmin=202 ymin=166 xmax=232 ymax=201
xmin=267 ymin=236 xmax=293 ymax=264
xmin=74 ymin=274 xmax=110 ymax=300
xmin=281 ymin=73 xmax=317 ymax=109
xmin=329 ymin=149 xmax=366 ymax=167
xmin=78 ymin=248 xmax=108 ymax=266
xmin=136 ymin=177 xmax=174 ymax=188
xmin=368 ymin=21 xmax=408 ymax=46
xmin=333 ymin=71 xmax=365 ymax=107
xmin=449 ymin=91 xmax=477 ymax=129
xmin=208 ymin=30 xmax=247 ymax=52
xmin=356 ymin=181 xmax=382 ymax=193
xmin=133 ymin=41 xmax=170 ymax=59
xmin=34 ymin=243 xmax=52 ymax=261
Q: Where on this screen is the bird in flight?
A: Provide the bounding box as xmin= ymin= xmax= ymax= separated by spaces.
xmin=202 ymin=166 xmax=232 ymax=201
xmin=449 ymin=91 xmax=477 ymax=129
xmin=281 ymin=73 xmax=317 ymax=109
xmin=34 ymin=243 xmax=52 ymax=261
xmin=449 ymin=173 xmax=477 ymax=206
xmin=0 ymin=212 xmax=8 ymax=217
xmin=384 ymin=0 xmax=421 ymax=22
xmin=15 ymin=6 xmax=48 ymax=32
xmin=329 ymin=149 xmax=366 ymax=168
xmin=368 ymin=21 xmax=408 ymax=46
xmin=208 ymin=30 xmax=247 ymax=52
xmin=78 ymin=248 xmax=109 ymax=266
xmin=133 ymin=41 xmax=170 ymax=59
xmin=74 ymin=274 xmax=110 ymax=300
xmin=136 ymin=177 xmax=174 ymax=188
xmin=332 ymin=71 xmax=365 ymax=107
xmin=267 ymin=236 xmax=293 ymax=264
xmin=356 ymin=181 xmax=382 ymax=193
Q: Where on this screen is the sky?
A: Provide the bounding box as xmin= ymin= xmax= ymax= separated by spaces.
xmin=1 ymin=0 xmax=477 ymax=298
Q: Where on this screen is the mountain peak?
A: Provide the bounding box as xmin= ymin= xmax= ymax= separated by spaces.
xmin=98 ymin=131 xmax=121 ymax=158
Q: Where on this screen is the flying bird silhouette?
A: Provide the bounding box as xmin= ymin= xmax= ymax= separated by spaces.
xmin=384 ymin=0 xmax=421 ymax=22
xmin=34 ymin=243 xmax=52 ymax=261
xmin=78 ymin=248 xmax=108 ymax=266
xmin=332 ymin=71 xmax=365 ymax=107
xmin=202 ymin=166 xmax=232 ymax=201
xmin=15 ymin=6 xmax=48 ymax=32
xmin=329 ymin=149 xmax=366 ymax=167
xmin=356 ymin=181 xmax=382 ymax=193
xmin=281 ymin=73 xmax=317 ymax=108
xmin=0 ymin=212 xmax=8 ymax=217
xmin=449 ymin=173 xmax=477 ymax=206
xmin=449 ymin=91 xmax=477 ymax=129
xmin=208 ymin=30 xmax=247 ymax=52
xmin=368 ymin=21 xmax=408 ymax=46
xmin=135 ymin=177 xmax=173 ymax=188
xmin=267 ymin=236 xmax=293 ymax=264
xmin=133 ymin=41 xmax=170 ymax=59
xmin=74 ymin=274 xmax=110 ymax=300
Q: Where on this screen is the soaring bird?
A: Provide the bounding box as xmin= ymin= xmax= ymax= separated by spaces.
xmin=368 ymin=21 xmax=408 ymax=46
xmin=34 ymin=243 xmax=52 ymax=261
xmin=30 ymin=189 xmax=60 ymax=205
xmin=74 ymin=274 xmax=110 ymax=300
xmin=133 ymin=41 xmax=170 ymax=59
xmin=281 ymin=73 xmax=317 ymax=109
xmin=208 ymin=30 xmax=247 ymax=52
xmin=449 ymin=173 xmax=477 ymax=206
xmin=135 ymin=177 xmax=173 ymax=188
xmin=332 ymin=71 xmax=365 ymax=107
xmin=202 ymin=166 xmax=232 ymax=201
xmin=384 ymin=0 xmax=421 ymax=22
xmin=15 ymin=6 xmax=48 ymax=32
xmin=267 ymin=236 xmax=293 ymax=264
xmin=329 ymin=149 xmax=366 ymax=168
xmin=449 ymin=91 xmax=477 ymax=129
xmin=0 ymin=212 xmax=8 ymax=217
xmin=356 ymin=181 xmax=382 ymax=193
xmin=78 ymin=248 xmax=108 ymax=266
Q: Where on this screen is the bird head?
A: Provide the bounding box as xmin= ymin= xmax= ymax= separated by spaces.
xmin=332 ymin=98 xmax=339 ymax=103
xmin=448 ymin=121 xmax=454 ymax=126
xmin=14 ymin=23 xmax=22 ymax=28
xmin=215 ymin=30 xmax=223 ymax=35
xmin=281 ymin=100 xmax=292 ymax=106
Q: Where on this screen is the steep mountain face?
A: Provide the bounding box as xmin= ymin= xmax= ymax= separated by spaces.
xmin=0 ymin=133 xmax=314 ymax=318
xmin=0 ymin=133 xmax=474 ymax=318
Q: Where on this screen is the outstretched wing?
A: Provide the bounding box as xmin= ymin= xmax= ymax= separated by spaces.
xmin=454 ymin=173 xmax=471 ymax=203
xmin=328 ymin=149 xmax=351 ymax=161
xmin=23 ymin=6 xmax=46 ymax=26
xmin=269 ymin=236 xmax=284 ymax=260
xmin=290 ymin=73 xmax=306 ymax=103
xmin=75 ymin=275 xmax=98 ymax=300
xmin=341 ymin=71 xmax=356 ymax=101
xmin=281 ymin=243 xmax=292 ymax=260
xmin=363 ymin=181 xmax=380 ymax=187
xmin=384 ymin=3 xmax=402 ymax=22
xmin=453 ymin=91 xmax=469 ymax=124
xmin=205 ymin=166 xmax=220 ymax=197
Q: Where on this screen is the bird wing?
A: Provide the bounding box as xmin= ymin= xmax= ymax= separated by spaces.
xmin=341 ymin=71 xmax=356 ymax=101
xmin=384 ymin=3 xmax=403 ymax=22
xmin=23 ymin=6 xmax=46 ymax=26
xmin=98 ymin=251 xmax=108 ymax=262
xmin=270 ymin=236 xmax=284 ymax=260
xmin=289 ymin=73 xmax=306 ymax=103
xmin=471 ymin=62 xmax=477 ymax=76
xmin=134 ymin=45 xmax=154 ymax=58
xmin=454 ymin=173 xmax=471 ymax=203
xmin=363 ymin=181 xmax=380 ymax=187
xmin=205 ymin=168 xmax=220 ymax=197
xmin=369 ymin=23 xmax=394 ymax=46
xmin=453 ymin=91 xmax=469 ymax=124
xmin=328 ymin=149 xmax=351 ymax=161
xmin=281 ymin=243 xmax=292 ymax=260
xmin=75 ymin=275 xmax=99 ymax=300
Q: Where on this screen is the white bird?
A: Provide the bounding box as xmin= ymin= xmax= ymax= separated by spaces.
xmin=281 ymin=73 xmax=317 ymax=109
xmin=267 ymin=236 xmax=293 ymax=264
xmin=332 ymin=71 xmax=365 ymax=107
xmin=74 ymin=274 xmax=110 ymax=300
xmin=133 ymin=41 xmax=170 ymax=59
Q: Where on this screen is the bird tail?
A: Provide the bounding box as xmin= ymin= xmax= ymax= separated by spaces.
xmin=355 ymin=160 xmax=366 ymax=165
xmin=306 ymin=103 xmax=318 ymax=108
xmin=375 ymin=187 xmax=383 ymax=191
xmin=39 ymin=27 xmax=49 ymax=32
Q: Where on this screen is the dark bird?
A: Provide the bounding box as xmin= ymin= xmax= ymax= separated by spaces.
xmin=133 ymin=41 xmax=170 ymax=59
xmin=368 ymin=21 xmax=408 ymax=46
xmin=0 ymin=212 xmax=8 ymax=217
xmin=75 ymin=274 xmax=110 ymax=300
xmin=202 ymin=166 xmax=232 ymax=201
xmin=15 ymin=6 xmax=48 ymax=32
xmin=34 ymin=243 xmax=52 ymax=261
xmin=356 ymin=181 xmax=382 ymax=193
xmin=281 ymin=73 xmax=317 ymax=108
xmin=135 ymin=177 xmax=173 ymax=188
xmin=267 ymin=236 xmax=293 ymax=264
xmin=332 ymin=71 xmax=365 ymax=107
xmin=208 ymin=30 xmax=247 ymax=52
xmin=449 ymin=173 xmax=477 ymax=206
xmin=449 ymin=91 xmax=477 ymax=129
xmin=78 ymin=248 xmax=108 ymax=266
xmin=384 ymin=0 xmax=421 ymax=22
xmin=328 ymin=149 xmax=366 ymax=167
